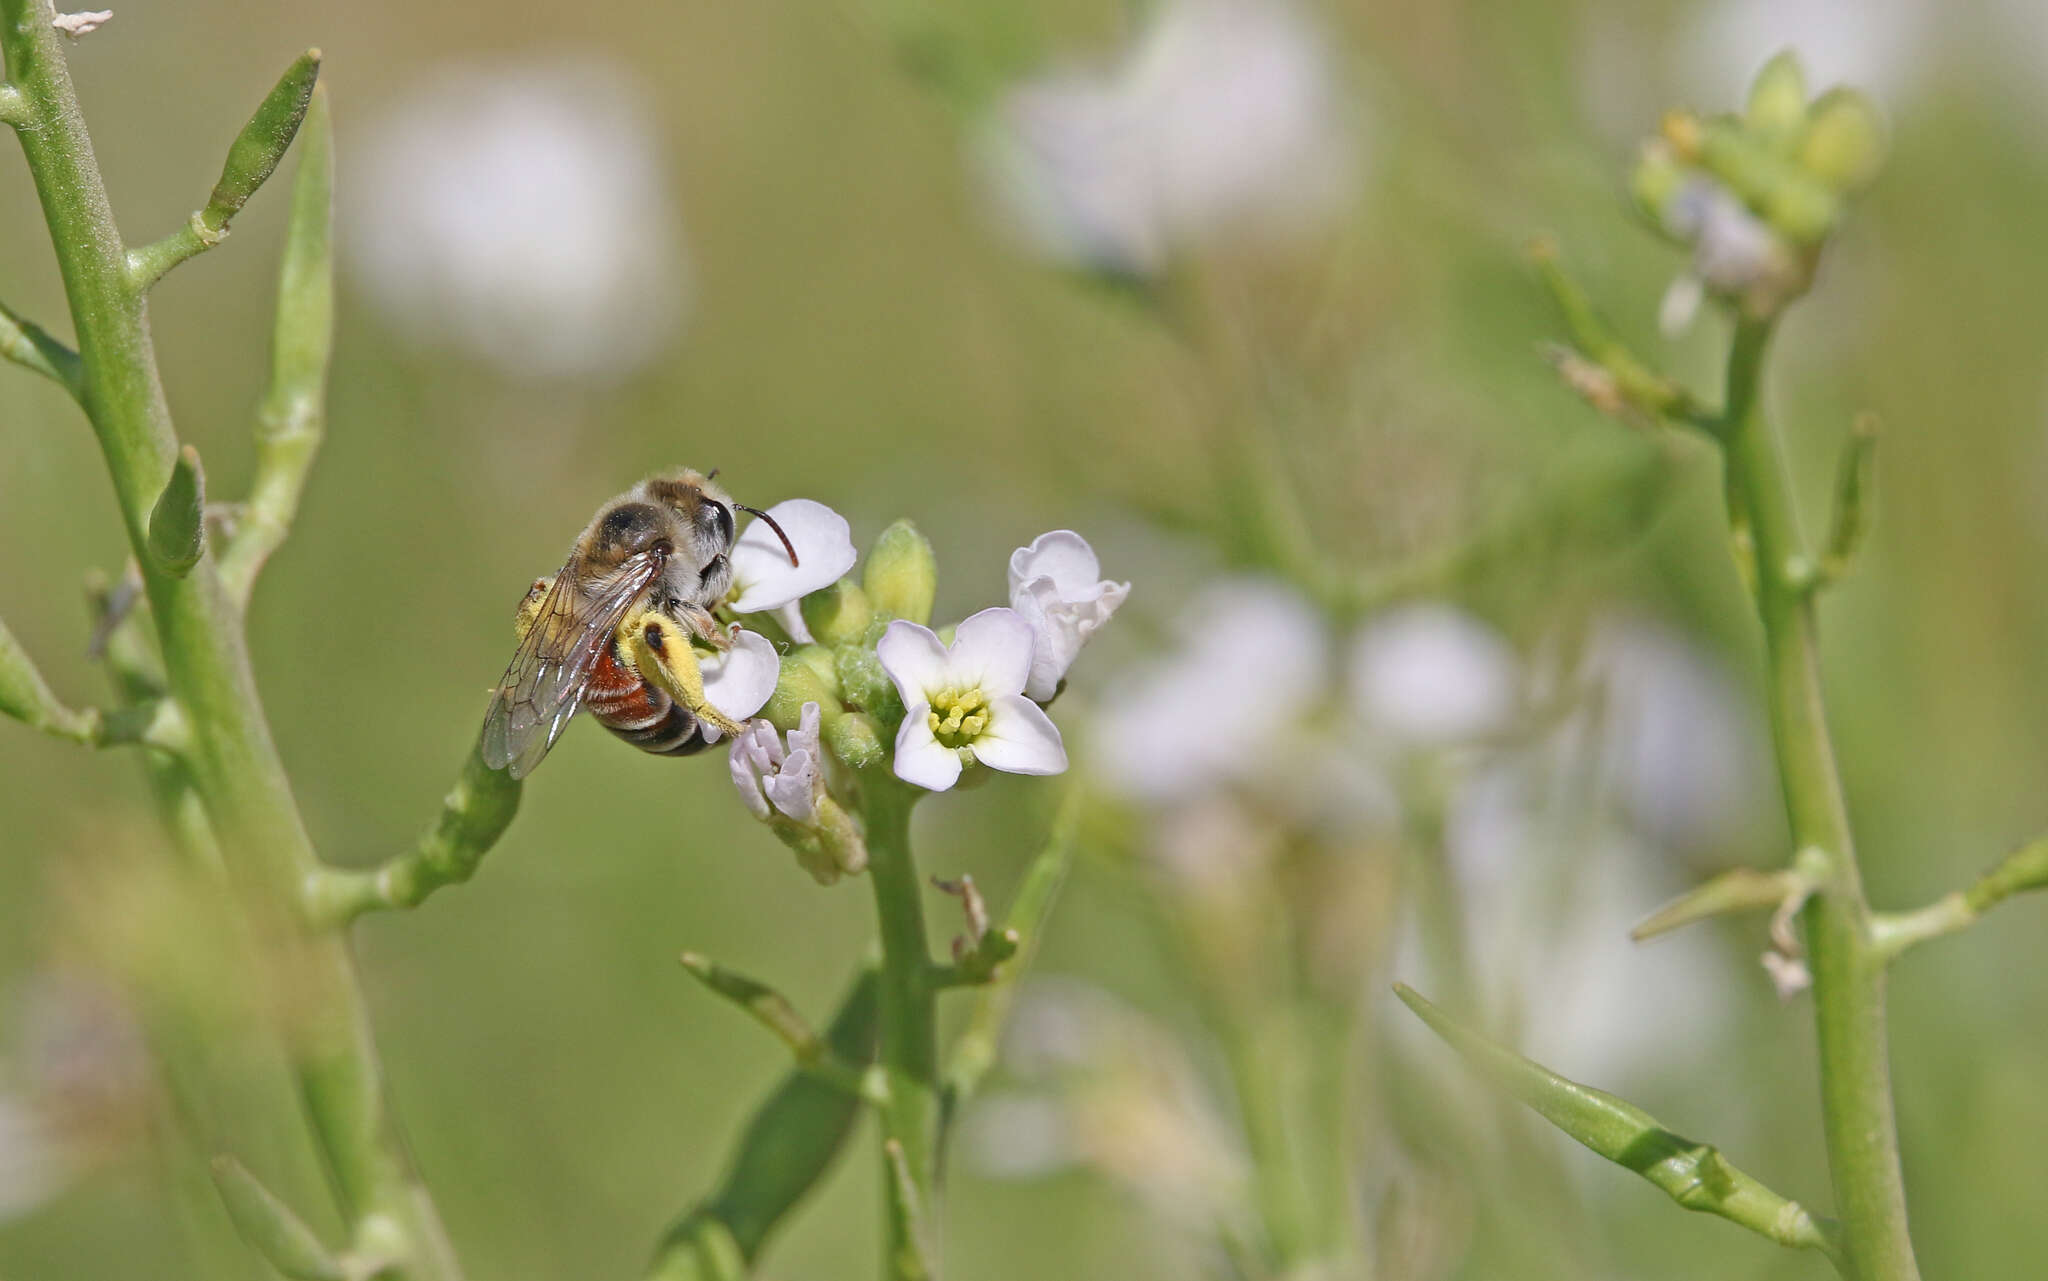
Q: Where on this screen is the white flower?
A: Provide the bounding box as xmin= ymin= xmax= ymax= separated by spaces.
xmin=1656 ymin=180 xmax=1797 ymax=335
xmin=726 ymin=499 xmax=858 ymax=616
xmin=1090 ymin=578 xmax=1327 ymax=803
xmin=730 ymin=703 xmax=823 ymax=823
xmin=877 ymin=609 xmax=1068 ymax=791
xmin=698 ymin=630 xmax=781 ymax=744
xmin=1346 ymin=604 xmax=1519 ymax=749
xmin=0 ymin=1092 xmax=61 ymax=1222
xmin=1007 ymin=531 xmax=1130 ymax=701
xmin=348 ymin=57 xmax=689 ymax=381
xmin=979 ymin=0 xmax=1359 ymax=274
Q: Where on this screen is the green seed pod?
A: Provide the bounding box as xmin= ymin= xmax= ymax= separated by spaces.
xmin=1744 ymin=50 xmax=1808 ymax=152
xmin=1798 ymin=88 xmax=1886 ymax=192
xmin=801 ymin=579 xmax=875 ymax=648
xmin=863 ymin=519 xmax=937 ymax=625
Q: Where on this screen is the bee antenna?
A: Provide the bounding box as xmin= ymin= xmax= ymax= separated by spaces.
xmin=736 ymin=504 xmax=799 ymax=567
xmin=706 ymin=467 xmax=720 ymax=481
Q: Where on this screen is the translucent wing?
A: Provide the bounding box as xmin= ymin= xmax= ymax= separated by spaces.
xmin=480 ymin=549 xmax=665 ymax=779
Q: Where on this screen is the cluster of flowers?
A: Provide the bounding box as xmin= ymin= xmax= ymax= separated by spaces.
xmin=1631 ymin=49 xmax=1885 ymax=332
xmin=692 ymin=499 xmax=1126 ymax=882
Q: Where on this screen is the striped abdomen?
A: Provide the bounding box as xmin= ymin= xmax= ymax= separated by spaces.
xmin=584 ymin=642 xmax=713 ymax=757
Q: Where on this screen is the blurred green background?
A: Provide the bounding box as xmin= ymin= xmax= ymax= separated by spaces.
xmin=5 ymin=0 xmax=2048 ymax=1277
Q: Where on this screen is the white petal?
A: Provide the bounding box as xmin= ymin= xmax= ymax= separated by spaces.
xmin=1007 ymin=530 xmax=1104 ymax=597
xmin=891 ymin=703 xmax=964 ymax=791
xmin=700 ymin=630 xmax=781 ymax=743
xmin=728 ymin=499 xmax=858 ymax=613
xmin=789 ymin=701 xmax=823 ymax=761
xmin=772 ymin=599 xmax=815 ymax=644
xmin=947 ymin=608 xmax=1036 ymax=699
xmin=1014 ymin=574 xmax=1130 ymax=701
xmin=728 ymin=734 xmax=773 ymax=820
xmin=1089 ymin=577 xmax=1324 ymax=802
xmin=765 ymin=748 xmax=821 ymax=823
xmin=1346 ymin=605 xmax=1517 ymax=747
xmin=972 ymin=694 xmax=1068 ymax=776
xmin=877 ymin=620 xmax=950 ymax=707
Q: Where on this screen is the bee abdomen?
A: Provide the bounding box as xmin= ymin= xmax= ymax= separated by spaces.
xmin=593 ymin=689 xmax=713 ymax=757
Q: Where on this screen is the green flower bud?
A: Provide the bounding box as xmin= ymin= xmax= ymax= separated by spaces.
xmin=1798 ymin=88 xmax=1886 ymax=192
xmin=762 ymin=657 xmax=844 ymax=732
xmin=863 ymin=519 xmax=937 ymax=624
xmin=835 ymin=630 xmax=905 ymax=726
xmin=790 ymin=643 xmax=840 ymax=688
xmin=1744 ymin=50 xmax=1808 ymax=152
xmin=800 ymin=579 xmax=875 ymax=648
xmin=1763 ymin=175 xmax=1842 ymax=245
xmin=825 ymin=712 xmax=887 ymax=770
xmin=1629 ymin=141 xmax=1689 ymax=235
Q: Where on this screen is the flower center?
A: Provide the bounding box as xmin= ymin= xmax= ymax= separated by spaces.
xmin=927 ymin=687 xmax=990 ymax=748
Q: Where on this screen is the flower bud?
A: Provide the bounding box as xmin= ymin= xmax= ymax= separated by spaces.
xmin=1743 ymin=51 xmax=1808 ymax=152
xmin=1798 ymin=88 xmax=1885 ymax=193
xmin=1762 ymin=177 xmax=1841 ymax=245
xmin=834 ymin=630 xmax=905 ymax=726
xmin=800 ymin=579 xmax=875 ymax=648
xmin=1629 ymin=142 xmax=1688 ymax=235
xmin=825 ymin=712 xmax=887 ymax=770
xmin=789 ymin=644 xmax=840 ymax=687
xmin=761 ymin=657 xmax=842 ymax=733
xmin=863 ymin=519 xmax=937 ymax=625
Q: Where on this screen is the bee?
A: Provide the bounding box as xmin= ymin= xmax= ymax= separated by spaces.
xmin=479 ymin=469 xmax=797 ymax=780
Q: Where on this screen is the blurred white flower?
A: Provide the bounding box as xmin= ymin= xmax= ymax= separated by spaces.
xmin=1090 ymin=577 xmax=1327 ymax=803
xmin=349 ymin=58 xmax=689 ymax=381
xmin=979 ymin=0 xmax=1360 ymax=274
xmin=727 ymin=499 xmax=859 ymax=615
xmin=1657 ymin=180 xmax=1798 ymax=335
xmin=879 ymin=609 xmax=1069 ymax=791
xmin=699 ymin=630 xmax=781 ymax=742
xmin=1569 ymin=616 xmax=1770 ymax=852
xmin=963 ymin=981 xmax=1248 ymax=1228
xmin=1680 ymin=0 xmax=1933 ymax=106
xmin=0 ymin=1092 xmax=60 ymax=1222
xmin=1346 ymin=604 xmax=1519 ymax=749
xmin=730 ymin=703 xmax=823 ymax=824
xmin=1008 ymin=530 xmax=1130 ymax=701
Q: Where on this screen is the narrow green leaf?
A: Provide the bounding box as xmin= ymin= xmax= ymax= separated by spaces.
xmin=1393 ymin=984 xmax=1840 ymax=1262
xmin=648 ymin=966 xmax=880 ymax=1278
xmin=147 ymin=445 xmax=207 ymax=576
xmin=202 ymin=50 xmax=322 ymax=235
xmin=209 ymin=1155 xmax=345 ymax=1281
xmin=1631 ymin=866 xmax=1804 ymax=941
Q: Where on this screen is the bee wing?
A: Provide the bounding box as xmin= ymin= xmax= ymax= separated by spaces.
xmin=480 ymin=549 xmax=665 ymax=779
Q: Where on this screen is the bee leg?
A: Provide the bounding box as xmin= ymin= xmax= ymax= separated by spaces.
xmin=514 ymin=575 xmax=555 ymax=641
xmin=625 ymin=609 xmax=749 ymax=739
xmin=675 ymin=602 xmax=734 ymax=651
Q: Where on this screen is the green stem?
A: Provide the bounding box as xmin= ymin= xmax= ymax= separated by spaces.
xmin=0 ymin=8 xmax=456 ymax=1276
xmin=859 ymin=773 xmax=941 ymax=1280
xmin=1720 ymin=317 xmax=1918 ymax=1281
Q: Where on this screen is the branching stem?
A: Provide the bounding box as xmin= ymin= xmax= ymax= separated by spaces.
xmin=1720 ymin=316 xmax=1919 ymax=1281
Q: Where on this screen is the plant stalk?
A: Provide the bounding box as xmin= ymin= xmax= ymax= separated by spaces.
xmin=1720 ymin=316 xmax=1918 ymax=1281
xmin=0 ymin=6 xmax=456 ymax=1275
xmin=859 ymin=774 xmax=941 ymax=1280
